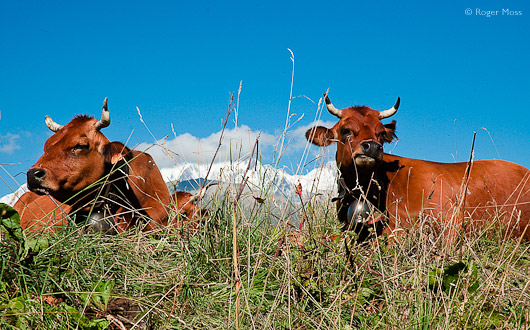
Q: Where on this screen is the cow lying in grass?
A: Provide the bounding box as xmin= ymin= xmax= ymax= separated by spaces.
xmin=305 ymin=92 xmax=530 ymax=246
xmin=14 ymin=98 xmax=208 ymax=234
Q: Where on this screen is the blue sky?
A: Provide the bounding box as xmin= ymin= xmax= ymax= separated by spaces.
xmin=1 ymin=0 xmax=529 ymax=197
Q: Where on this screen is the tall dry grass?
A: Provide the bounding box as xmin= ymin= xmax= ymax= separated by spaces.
xmin=1 ymin=187 xmax=529 ymax=329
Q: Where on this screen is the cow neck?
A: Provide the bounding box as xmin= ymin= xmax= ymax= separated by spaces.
xmin=95 ymin=151 xmax=136 ymax=214
xmin=67 ymin=147 xmax=147 ymax=228
xmin=337 ymin=162 xmax=390 ymax=212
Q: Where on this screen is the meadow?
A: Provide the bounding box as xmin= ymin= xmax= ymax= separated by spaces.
xmin=1 ymin=171 xmax=529 ymax=329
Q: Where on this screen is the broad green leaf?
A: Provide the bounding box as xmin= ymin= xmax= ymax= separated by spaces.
xmin=0 ymin=203 xmax=25 ymax=243
xmin=94 ymin=280 xmax=114 ymax=310
xmin=27 ymin=237 xmax=50 ymax=253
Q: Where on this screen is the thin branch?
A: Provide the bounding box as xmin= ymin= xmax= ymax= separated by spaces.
xmin=457 ymin=132 xmax=476 ymax=258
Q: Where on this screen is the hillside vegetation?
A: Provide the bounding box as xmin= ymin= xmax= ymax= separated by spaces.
xmin=1 ymin=182 xmax=529 ymax=329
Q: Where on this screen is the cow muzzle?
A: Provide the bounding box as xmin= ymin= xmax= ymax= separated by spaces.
xmin=27 ymin=168 xmax=50 ymax=194
xmin=354 ymin=141 xmax=383 ymax=167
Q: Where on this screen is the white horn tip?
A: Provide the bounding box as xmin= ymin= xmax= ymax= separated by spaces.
xmin=95 ymin=97 xmax=111 ymax=130
xmin=45 ymin=115 xmax=64 ymax=132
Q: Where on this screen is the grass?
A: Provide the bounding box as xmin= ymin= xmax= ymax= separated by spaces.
xmin=1 ymin=184 xmax=529 ymax=329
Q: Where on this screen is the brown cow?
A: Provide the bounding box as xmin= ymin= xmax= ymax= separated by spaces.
xmin=17 ymin=98 xmax=207 ymax=234
xmin=306 ymin=92 xmax=530 ymax=245
xmin=171 ymin=182 xmax=215 ymax=230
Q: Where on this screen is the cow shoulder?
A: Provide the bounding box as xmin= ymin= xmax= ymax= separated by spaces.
xmin=14 ymin=192 xmax=70 ymax=234
xmin=103 ymin=142 xmax=171 ymax=226
xmin=128 ymin=149 xmax=171 ymax=225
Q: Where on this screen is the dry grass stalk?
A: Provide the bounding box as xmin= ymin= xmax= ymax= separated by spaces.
xmin=232 ymin=137 xmax=259 ymax=329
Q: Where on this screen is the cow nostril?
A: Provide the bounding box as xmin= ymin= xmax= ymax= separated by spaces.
xmin=360 ymin=141 xmax=383 ymax=157
xmin=28 ymin=168 xmax=47 ymax=181
xmin=361 ymin=142 xmax=370 ymax=152
xmin=35 ymin=169 xmax=46 ymax=179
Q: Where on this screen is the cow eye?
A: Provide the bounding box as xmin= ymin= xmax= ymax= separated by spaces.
xmin=341 ymin=128 xmax=351 ymax=136
xmin=72 ymin=144 xmax=89 ymax=152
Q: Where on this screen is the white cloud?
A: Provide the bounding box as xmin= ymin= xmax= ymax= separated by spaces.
xmin=135 ymin=120 xmax=338 ymax=177
xmin=136 ymin=125 xmax=277 ymax=168
xmin=0 ymin=133 xmax=21 ymax=154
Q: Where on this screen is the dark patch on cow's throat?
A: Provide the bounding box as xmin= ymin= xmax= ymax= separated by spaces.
xmin=68 ymin=142 xmax=151 ymax=231
xmin=381 ymin=160 xmax=403 ymax=172
xmin=336 ymin=159 xmax=401 ymax=242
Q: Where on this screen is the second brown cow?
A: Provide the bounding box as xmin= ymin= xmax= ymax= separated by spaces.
xmin=306 ymin=92 xmax=530 ymax=245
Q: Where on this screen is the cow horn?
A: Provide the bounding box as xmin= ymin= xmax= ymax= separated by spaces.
xmin=324 ymin=92 xmax=343 ymax=118
xmin=378 ymin=97 xmax=400 ymax=119
xmin=95 ymin=97 xmax=110 ymax=130
xmin=45 ymin=115 xmax=64 ymax=132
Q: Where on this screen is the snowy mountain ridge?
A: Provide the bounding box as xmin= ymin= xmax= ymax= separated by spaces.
xmin=0 ymin=162 xmax=339 ymax=207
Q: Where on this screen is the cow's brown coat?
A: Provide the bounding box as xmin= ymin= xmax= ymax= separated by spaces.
xmin=17 ymin=99 xmax=204 ymax=234
xmin=306 ymin=94 xmax=530 ymax=244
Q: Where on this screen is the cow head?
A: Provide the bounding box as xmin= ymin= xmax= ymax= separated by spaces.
xmin=27 ymin=98 xmax=112 ymax=203
xmin=306 ymin=92 xmax=399 ymax=176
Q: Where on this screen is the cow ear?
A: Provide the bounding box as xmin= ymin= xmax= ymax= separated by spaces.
xmin=103 ymin=142 xmax=129 ymax=164
xmin=305 ymin=126 xmax=335 ymax=146
xmin=382 ymin=120 xmax=397 ymax=143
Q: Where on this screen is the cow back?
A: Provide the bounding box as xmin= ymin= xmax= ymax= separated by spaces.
xmin=383 ymin=155 xmax=530 ymax=240
xmin=124 ymin=150 xmax=171 ymax=230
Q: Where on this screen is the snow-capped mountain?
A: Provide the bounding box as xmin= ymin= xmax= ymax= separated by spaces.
xmin=163 ymin=161 xmax=338 ymax=198
xmin=0 ymin=162 xmax=339 ymax=207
